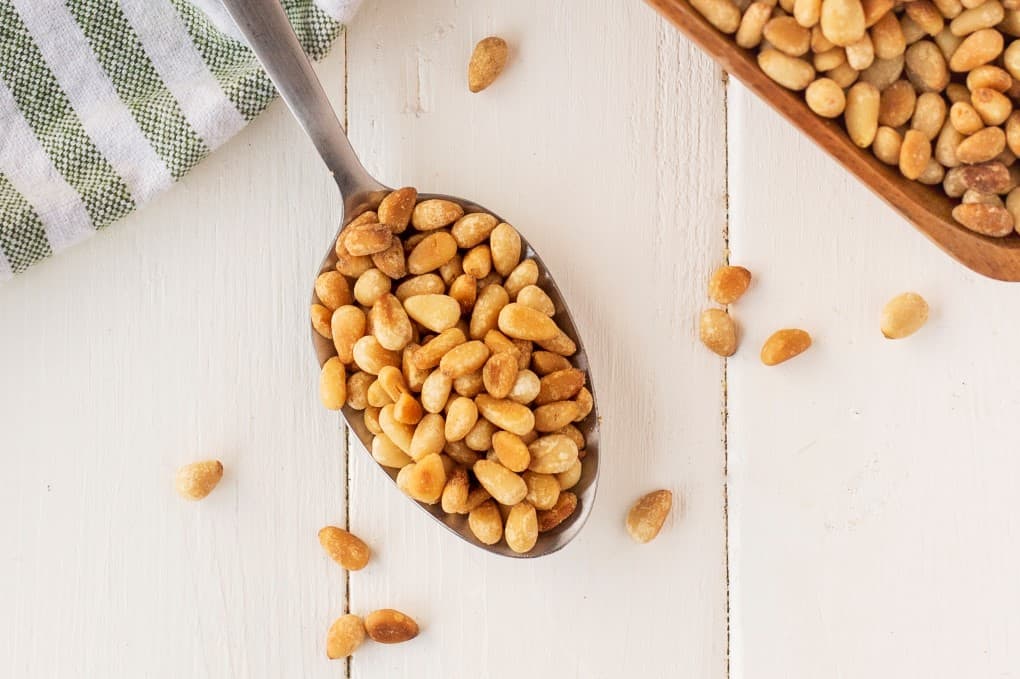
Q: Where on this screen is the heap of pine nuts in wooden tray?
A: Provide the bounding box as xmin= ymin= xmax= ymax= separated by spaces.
xmin=312 ymin=188 xmax=592 ymax=554
xmin=692 ymin=0 xmax=1020 ymax=236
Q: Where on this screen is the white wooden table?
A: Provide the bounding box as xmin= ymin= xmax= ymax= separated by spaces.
xmin=3 ymin=1 xmax=1020 ymax=677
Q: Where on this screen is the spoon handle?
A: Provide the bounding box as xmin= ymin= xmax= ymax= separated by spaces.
xmin=219 ymin=0 xmax=383 ymax=197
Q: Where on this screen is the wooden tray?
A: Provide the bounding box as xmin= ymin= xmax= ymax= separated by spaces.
xmin=647 ymin=0 xmax=1020 ymax=281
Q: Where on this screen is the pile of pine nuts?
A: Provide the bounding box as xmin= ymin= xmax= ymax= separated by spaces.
xmin=313 ymin=188 xmax=591 ymax=554
xmin=692 ymin=0 xmax=1020 ymax=236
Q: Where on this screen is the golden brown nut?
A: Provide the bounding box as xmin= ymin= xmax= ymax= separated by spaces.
xmin=760 ymin=329 xmax=813 ymax=365
xmin=326 ymin=614 xmax=365 ymax=659
xmin=626 ymin=489 xmax=673 ymax=544
xmin=364 ymin=609 xmax=419 ymax=644
xmin=468 ymin=37 xmax=510 ymax=93
xmin=318 ymin=526 xmax=371 ymax=570
xmin=175 ymin=460 xmax=224 ymax=501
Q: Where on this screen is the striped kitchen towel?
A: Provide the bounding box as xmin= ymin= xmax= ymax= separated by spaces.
xmin=0 ymin=0 xmax=359 ymax=281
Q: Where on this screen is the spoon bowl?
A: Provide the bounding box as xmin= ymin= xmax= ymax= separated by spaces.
xmin=224 ymin=0 xmax=599 ymax=557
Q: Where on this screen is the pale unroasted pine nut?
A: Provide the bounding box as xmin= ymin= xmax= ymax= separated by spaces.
xmin=846 ymin=81 xmax=880 ymax=146
xmin=880 ymin=292 xmax=930 ymax=338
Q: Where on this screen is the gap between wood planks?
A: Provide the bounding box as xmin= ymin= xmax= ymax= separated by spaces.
xmin=720 ymin=67 xmax=732 ymax=679
xmin=341 ymin=27 xmax=353 ymax=679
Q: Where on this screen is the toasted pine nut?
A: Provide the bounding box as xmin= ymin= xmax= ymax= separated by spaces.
xmin=691 ymin=0 xmax=743 ymax=32
xmin=758 ymin=48 xmax=817 ymax=89
xmin=821 ymin=0 xmax=867 ymax=46
xmin=845 ymin=81 xmax=881 ymax=146
xmin=911 ymin=91 xmax=947 ymax=138
xmin=949 ymin=28 xmax=1004 ymax=71
xmin=873 ymin=126 xmax=903 ymax=164
xmin=899 ymin=129 xmax=933 ymax=179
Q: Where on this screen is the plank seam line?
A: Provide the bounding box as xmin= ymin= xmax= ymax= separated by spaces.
xmin=341 ymin=28 xmax=352 ymax=679
xmin=721 ymin=66 xmax=731 ymax=679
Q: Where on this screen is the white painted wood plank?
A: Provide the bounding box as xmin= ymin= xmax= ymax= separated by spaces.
xmin=728 ymin=80 xmax=1020 ymax=679
xmin=0 ymin=51 xmax=351 ymax=679
xmin=345 ymin=2 xmax=728 ymax=677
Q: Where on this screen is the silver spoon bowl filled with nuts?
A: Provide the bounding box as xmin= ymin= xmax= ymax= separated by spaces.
xmin=223 ymin=0 xmax=599 ymax=557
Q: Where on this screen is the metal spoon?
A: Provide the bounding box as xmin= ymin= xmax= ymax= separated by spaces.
xmin=221 ymin=0 xmax=599 ymax=557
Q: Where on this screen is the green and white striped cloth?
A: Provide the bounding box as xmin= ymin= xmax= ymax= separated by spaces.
xmin=0 ymin=0 xmax=358 ymax=281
